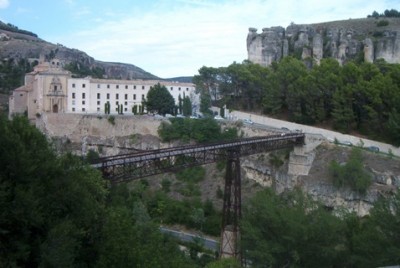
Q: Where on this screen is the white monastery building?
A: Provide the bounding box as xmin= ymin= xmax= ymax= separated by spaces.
xmin=9 ymin=58 xmax=198 ymax=122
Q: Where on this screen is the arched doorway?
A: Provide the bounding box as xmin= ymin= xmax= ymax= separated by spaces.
xmin=52 ymin=104 xmax=59 ymax=113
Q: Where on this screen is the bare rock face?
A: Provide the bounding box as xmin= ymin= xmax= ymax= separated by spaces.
xmin=241 ymin=142 xmax=400 ymax=216
xmin=248 ymin=18 xmax=400 ymax=66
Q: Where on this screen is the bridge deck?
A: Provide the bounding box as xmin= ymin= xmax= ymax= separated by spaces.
xmin=92 ymin=133 xmax=305 ymax=183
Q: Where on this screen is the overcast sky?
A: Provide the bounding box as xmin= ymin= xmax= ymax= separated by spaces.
xmin=0 ymin=0 xmax=399 ymax=78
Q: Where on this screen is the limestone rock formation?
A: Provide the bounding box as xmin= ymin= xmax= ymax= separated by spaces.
xmin=248 ymin=17 xmax=400 ymax=66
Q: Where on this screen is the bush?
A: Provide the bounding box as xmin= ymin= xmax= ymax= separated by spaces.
xmin=329 ymin=147 xmax=372 ymax=194
xmin=161 ymin=178 xmax=171 ymax=193
xmin=176 ymin=166 xmax=205 ymax=183
xmin=377 ymin=20 xmax=389 ymax=27
xmin=107 ymin=115 xmax=115 ymax=125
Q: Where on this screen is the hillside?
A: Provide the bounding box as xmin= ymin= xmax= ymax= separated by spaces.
xmin=0 ymin=21 xmax=158 ymax=81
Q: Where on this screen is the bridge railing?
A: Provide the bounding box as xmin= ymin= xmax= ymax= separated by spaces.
xmin=91 ymin=133 xmax=305 ymax=183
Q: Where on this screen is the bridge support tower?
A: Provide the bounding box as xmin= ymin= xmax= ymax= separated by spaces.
xmin=220 ymin=149 xmax=242 ymax=264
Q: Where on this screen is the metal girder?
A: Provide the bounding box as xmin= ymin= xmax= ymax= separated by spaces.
xmin=220 ymin=149 xmax=242 ymax=262
xmin=92 ymin=132 xmax=305 ymax=264
xmin=92 ymin=133 xmax=305 ymax=183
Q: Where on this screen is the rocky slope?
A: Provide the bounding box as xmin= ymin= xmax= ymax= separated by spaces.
xmin=0 ymin=22 xmax=158 ymax=80
xmin=248 ymin=17 xmax=400 ymax=66
xmin=37 ymin=113 xmax=400 ymax=216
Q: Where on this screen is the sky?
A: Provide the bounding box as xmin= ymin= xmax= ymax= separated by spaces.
xmin=0 ymin=0 xmax=399 ymax=78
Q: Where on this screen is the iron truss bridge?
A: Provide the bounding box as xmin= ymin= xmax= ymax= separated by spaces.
xmin=91 ymin=132 xmax=305 ymax=184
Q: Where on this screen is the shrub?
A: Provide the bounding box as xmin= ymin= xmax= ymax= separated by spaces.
xmin=107 ymin=115 xmax=115 ymax=125
xmin=329 ymin=147 xmax=372 ymax=194
xmin=176 ymin=166 xmax=205 ymax=183
xmin=377 ymin=20 xmax=389 ymax=27
xmin=161 ymin=178 xmax=171 ymax=193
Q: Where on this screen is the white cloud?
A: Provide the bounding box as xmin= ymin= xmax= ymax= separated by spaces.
xmin=0 ymin=0 xmax=9 ymax=9
xmin=50 ymin=0 xmax=400 ymax=78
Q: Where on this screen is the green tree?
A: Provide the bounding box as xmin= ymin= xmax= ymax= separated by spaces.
xmin=182 ymin=96 xmax=192 ymax=116
xmin=146 ymin=83 xmax=175 ymax=115
xmin=0 ymin=115 xmax=195 ymax=267
xmin=329 ymin=147 xmax=372 ymax=194
xmin=241 ymin=189 xmax=346 ymax=267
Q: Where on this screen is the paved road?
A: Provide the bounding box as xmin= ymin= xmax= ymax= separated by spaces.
xmin=160 ymin=227 xmax=219 ymax=252
xmin=215 ymin=108 xmax=400 ymax=157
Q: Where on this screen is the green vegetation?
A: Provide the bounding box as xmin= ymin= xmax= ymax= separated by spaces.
xmin=368 ymin=9 xmax=400 ymax=18
xmin=0 ymin=58 xmax=36 ymax=93
xmin=377 ymin=20 xmax=389 ymax=27
xmin=107 ymin=115 xmax=115 ymax=125
xmin=0 ymin=115 xmax=196 ymax=267
xmin=158 ymin=117 xmax=239 ymax=143
xmin=194 ymin=58 xmax=400 ymax=146
xmin=63 ymin=61 xmax=105 ymax=78
xmin=145 ymin=82 xmax=175 ymax=115
xmin=0 ymin=21 xmax=38 ymax=37
xmin=183 ymin=96 xmax=193 ymax=116
xmin=329 ymin=147 xmax=372 ymax=194
xmin=241 ymin=188 xmax=400 ymax=267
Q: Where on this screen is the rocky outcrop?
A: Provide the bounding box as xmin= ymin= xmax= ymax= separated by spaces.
xmin=241 ymin=141 xmax=400 ymax=216
xmin=248 ymin=17 xmax=400 ymax=66
xmin=37 ymin=113 xmax=400 ymax=217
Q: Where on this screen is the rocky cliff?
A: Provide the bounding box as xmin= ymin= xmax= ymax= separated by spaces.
xmin=247 ymin=17 xmax=400 ymax=66
xmin=37 ymin=113 xmax=400 ymax=216
xmin=0 ymin=24 xmax=158 ymax=80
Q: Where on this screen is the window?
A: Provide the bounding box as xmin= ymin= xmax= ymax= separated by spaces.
xmin=116 ymin=101 xmax=119 ymax=105
xmin=82 ymin=93 xmax=85 ymax=99
xmin=134 ymin=85 xmax=136 ymax=89
xmin=107 ymin=84 xmax=110 ymax=89
xmin=133 ymin=94 xmax=136 ymax=100
xmin=142 ymin=94 xmax=145 ymax=100
xmin=97 ymin=101 xmax=100 ymax=105
xmin=124 ymin=108 xmax=127 ymax=112
xmin=72 ymin=93 xmax=75 ymax=99
xmin=97 ymin=107 xmax=100 ymax=112
xmin=82 ymin=100 xmax=85 ymax=105
xmin=170 ymin=87 xmax=173 ymax=91
xmin=125 ymin=94 xmax=128 ymax=100
xmin=72 ymin=107 xmax=75 ymax=111
xmin=116 ymin=85 xmax=119 ymax=89
xmin=97 ymin=84 xmax=100 ymax=89
xmin=54 ymin=85 xmax=58 ymax=91
xmin=82 ymin=108 xmax=86 ymax=111
xmin=116 ymin=94 xmax=119 ymax=100
xmin=125 ymin=85 xmax=128 ymax=89
xmin=124 ymin=102 xmax=127 ymax=106
xmin=179 ymin=87 xmax=181 ymax=91
xmin=142 ymin=86 xmax=145 ymax=90
xmin=97 ymin=93 xmax=100 ymax=99
xmin=82 ymin=84 xmax=86 ymax=88
xmin=186 ymin=88 xmax=189 ymax=91
xmin=72 ymin=100 xmax=75 ymax=105
xmin=72 ymin=83 xmax=75 ymax=88
xmin=107 ymin=93 xmax=110 ymax=99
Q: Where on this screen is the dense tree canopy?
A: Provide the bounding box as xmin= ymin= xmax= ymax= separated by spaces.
xmin=194 ymin=58 xmax=400 ymax=145
xmin=0 ymin=115 xmax=194 ymax=267
xmin=241 ymin=188 xmax=400 ymax=267
xmin=158 ymin=117 xmax=240 ymax=143
xmin=146 ymin=83 xmax=176 ymax=115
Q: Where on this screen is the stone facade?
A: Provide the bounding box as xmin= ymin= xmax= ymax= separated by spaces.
xmin=9 ymin=59 xmax=198 ymax=122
